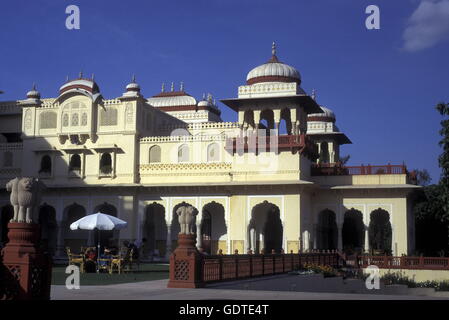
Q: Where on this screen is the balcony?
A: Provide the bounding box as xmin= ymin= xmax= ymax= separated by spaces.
xmin=225 ymin=134 xmax=318 ymax=160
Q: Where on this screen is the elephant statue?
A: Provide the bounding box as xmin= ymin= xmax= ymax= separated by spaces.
xmin=7 ymin=177 xmax=46 ymax=224
xmin=176 ymin=205 xmax=197 ymax=235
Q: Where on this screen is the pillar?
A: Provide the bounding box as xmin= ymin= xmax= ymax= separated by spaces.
xmin=364 ymin=225 xmax=369 ymax=253
xmin=196 ymin=221 xmax=202 ymax=249
xmin=55 ymin=221 xmax=65 ymax=257
xmin=337 ymin=223 xmax=343 ymax=251
xmin=313 ymin=224 xmax=318 ymax=249
xmin=253 ymin=109 xmax=261 ymax=131
xmin=165 ymin=224 xmax=172 ymax=259
xmin=329 ymin=141 xmax=335 ymax=163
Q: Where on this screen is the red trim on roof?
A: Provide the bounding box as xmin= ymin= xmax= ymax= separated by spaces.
xmin=246 ymin=75 xmax=300 ymax=85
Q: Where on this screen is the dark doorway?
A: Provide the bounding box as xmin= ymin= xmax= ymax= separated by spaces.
xmin=39 ymin=204 xmax=57 ymax=255
xmin=342 ymin=209 xmax=364 ymax=254
xmin=318 ymin=209 xmax=338 ymax=250
xmin=369 ymin=209 xmax=392 ymax=255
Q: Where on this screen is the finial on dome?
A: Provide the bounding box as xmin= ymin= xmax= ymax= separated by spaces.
xmin=180 ymin=81 xmax=184 ymax=91
xmin=202 ymin=93 xmax=206 ymax=100
xmin=311 ymin=89 xmax=317 ymax=101
xmin=66 ymin=75 xmax=69 ymax=82
xmin=131 ymin=74 xmax=136 ymax=83
xmin=91 ymin=73 xmax=95 ymax=81
xmin=32 ymin=83 xmax=36 ymax=91
xmin=171 ymin=82 xmax=174 ymax=92
xmin=79 ymin=71 xmax=83 ymax=78
xmin=272 ymin=41 xmax=276 ymax=56
xmin=161 ymin=82 xmax=165 ymax=92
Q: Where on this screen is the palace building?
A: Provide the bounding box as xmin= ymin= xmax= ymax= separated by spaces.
xmin=0 ymin=44 xmax=418 ymax=259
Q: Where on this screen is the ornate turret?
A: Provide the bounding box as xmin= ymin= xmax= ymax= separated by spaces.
xmin=23 ymin=84 xmax=41 ymax=105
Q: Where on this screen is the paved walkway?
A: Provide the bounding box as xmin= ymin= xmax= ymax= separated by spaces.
xmin=51 ymin=278 xmax=448 ymax=300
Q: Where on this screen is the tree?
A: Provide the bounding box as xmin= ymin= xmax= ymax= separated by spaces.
xmin=411 ymin=102 xmax=449 ymax=256
xmin=411 ymin=169 xmax=432 ymax=186
xmin=436 ymin=102 xmax=449 ymax=215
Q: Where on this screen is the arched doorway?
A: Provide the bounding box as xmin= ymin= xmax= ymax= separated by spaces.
xmin=369 ymin=208 xmax=392 ymax=255
xmin=64 ymin=203 xmax=87 ymax=251
xmin=342 ymin=209 xmax=364 ymax=253
xmin=201 ymin=202 xmax=227 ymax=254
xmin=144 ymin=203 xmax=167 ymax=258
xmin=94 ymin=203 xmax=118 ymax=251
xmin=0 ymin=205 xmax=13 ymax=246
xmin=318 ymin=209 xmax=338 ymax=250
xmin=39 ymin=204 xmax=57 ymax=255
xmin=249 ymin=201 xmax=283 ymax=253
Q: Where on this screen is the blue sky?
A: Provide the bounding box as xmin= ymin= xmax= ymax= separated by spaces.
xmin=1 ymin=0 xmax=448 ymax=182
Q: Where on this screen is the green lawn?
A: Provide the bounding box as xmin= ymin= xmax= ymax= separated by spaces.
xmin=52 ymin=263 xmax=169 ymax=286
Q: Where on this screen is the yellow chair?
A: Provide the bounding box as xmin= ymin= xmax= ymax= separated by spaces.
xmin=66 ymin=247 xmax=84 ymax=273
xmin=110 ymin=248 xmax=134 ymax=274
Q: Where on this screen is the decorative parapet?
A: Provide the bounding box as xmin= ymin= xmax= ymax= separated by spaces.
xmin=0 ymin=143 xmax=23 ymax=150
xmin=0 ymin=168 xmax=21 ymax=176
xmin=140 ymin=133 xmax=230 ymax=143
xmin=0 ymin=102 xmax=21 ymax=114
xmin=140 ymin=162 xmax=232 ymax=172
xmin=238 ymin=82 xmax=298 ymax=98
xmin=311 ymin=163 xmax=407 ymax=176
xmin=102 ymin=98 xmax=122 ymax=105
xmin=154 ymin=121 xmax=240 ymax=133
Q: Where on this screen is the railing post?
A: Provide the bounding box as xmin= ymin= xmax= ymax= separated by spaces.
xmin=261 ymin=253 xmax=264 ymax=275
xmin=235 ymin=255 xmax=239 ymax=279
xmin=419 ymin=256 xmax=424 ymax=269
xmin=249 ymin=254 xmax=253 ymax=278
xmin=219 ymin=255 xmax=223 ymax=281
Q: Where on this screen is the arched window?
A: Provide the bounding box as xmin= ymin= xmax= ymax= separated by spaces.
xmin=71 ymin=113 xmax=79 ymax=126
xmin=69 ymin=154 xmax=81 ymax=172
xmin=178 ymin=144 xmax=189 ymax=162
xmin=3 ymin=151 xmax=13 ymax=167
xmin=149 ymin=145 xmax=161 ymax=163
xmin=81 ymin=113 xmax=88 ymax=126
xmin=62 ymin=113 xmax=69 ymax=127
xmin=207 ymin=143 xmax=219 ymax=162
xmin=100 ymin=153 xmax=112 ymax=174
xmin=39 ymin=155 xmax=52 ymax=175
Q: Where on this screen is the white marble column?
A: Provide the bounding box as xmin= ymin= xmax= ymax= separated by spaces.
xmin=313 ymin=224 xmax=318 ymax=249
xmin=364 ymin=225 xmax=369 ymax=253
xmin=196 ymin=221 xmax=202 ymax=249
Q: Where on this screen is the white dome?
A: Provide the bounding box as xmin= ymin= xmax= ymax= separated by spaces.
xmin=308 ymin=106 xmax=335 ymax=121
xmin=27 ymin=87 xmax=40 ymax=99
xmin=126 ymin=82 xmax=140 ymax=90
xmin=246 ymin=61 xmax=300 ymax=83
xmin=197 ymin=100 xmax=210 ymax=107
xmin=147 ymin=94 xmax=197 ymax=107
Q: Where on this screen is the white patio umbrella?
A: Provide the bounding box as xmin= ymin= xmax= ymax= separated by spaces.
xmin=70 ymin=212 xmax=128 ymax=272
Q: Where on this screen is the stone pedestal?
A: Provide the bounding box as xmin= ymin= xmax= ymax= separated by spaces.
xmin=167 ymin=234 xmax=204 ymax=288
xmin=0 ymin=223 xmax=52 ymax=300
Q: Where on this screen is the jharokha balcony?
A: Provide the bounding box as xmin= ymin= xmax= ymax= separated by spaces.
xmin=225 ymin=134 xmax=318 ymax=160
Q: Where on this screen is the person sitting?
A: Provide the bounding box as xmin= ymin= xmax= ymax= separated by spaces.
xmin=123 ymin=240 xmax=139 ymax=260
